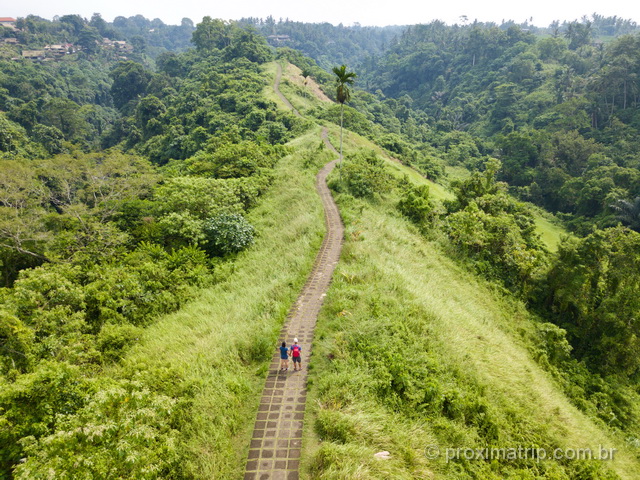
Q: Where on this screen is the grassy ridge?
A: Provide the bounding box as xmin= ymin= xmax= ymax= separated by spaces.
xmin=301 ymin=138 xmax=639 ymax=478
xmin=326 ymin=126 xmax=565 ymax=250
xmin=108 ymin=127 xmax=330 ymax=478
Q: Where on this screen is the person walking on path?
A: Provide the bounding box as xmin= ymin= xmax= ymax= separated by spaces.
xmin=290 ymin=338 xmax=302 ymax=371
xmin=279 ymin=341 xmax=289 ymax=371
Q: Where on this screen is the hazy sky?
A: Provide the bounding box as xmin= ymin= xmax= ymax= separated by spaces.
xmin=4 ymin=0 xmax=640 ymax=28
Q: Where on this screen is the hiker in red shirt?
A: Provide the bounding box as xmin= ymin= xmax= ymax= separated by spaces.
xmin=289 ymin=338 xmax=302 ymax=371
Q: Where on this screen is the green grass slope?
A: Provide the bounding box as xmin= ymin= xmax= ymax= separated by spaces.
xmin=107 ymin=127 xmax=333 ymax=478
xmin=301 ymin=138 xmax=638 ymax=479
xmin=325 ymin=124 xmax=566 ymax=251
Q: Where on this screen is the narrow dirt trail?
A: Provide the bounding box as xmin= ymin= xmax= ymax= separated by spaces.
xmin=274 ymin=63 xmax=301 ymax=117
xmin=243 ymin=70 xmax=343 ymax=480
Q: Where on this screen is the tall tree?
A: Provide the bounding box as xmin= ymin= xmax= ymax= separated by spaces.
xmin=610 ymin=196 xmax=640 ymax=232
xmin=332 ymin=65 xmax=356 ymax=163
xmin=191 ymin=17 xmax=231 ymax=51
xmin=109 ymin=61 xmax=151 ymax=110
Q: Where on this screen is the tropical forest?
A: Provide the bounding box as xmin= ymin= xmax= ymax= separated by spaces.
xmin=1 ymin=10 xmax=640 ymax=480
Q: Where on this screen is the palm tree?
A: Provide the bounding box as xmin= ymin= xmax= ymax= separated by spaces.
xmin=332 ymin=65 xmax=356 ymax=164
xmin=610 ymin=196 xmax=640 ymax=232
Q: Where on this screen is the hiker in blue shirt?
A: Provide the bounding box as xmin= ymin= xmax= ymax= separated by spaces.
xmin=290 ymin=338 xmax=302 ymax=371
xmin=279 ymin=342 xmax=289 ymax=371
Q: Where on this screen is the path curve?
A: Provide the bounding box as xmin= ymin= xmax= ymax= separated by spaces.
xmin=243 ymin=142 xmax=343 ymax=480
xmin=274 ymin=63 xmax=301 ymax=117
xmin=243 ymin=71 xmax=343 ymax=480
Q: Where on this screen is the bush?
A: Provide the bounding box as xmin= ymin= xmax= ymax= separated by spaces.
xmin=340 ymin=150 xmax=392 ymax=199
xmin=444 ymin=200 xmax=547 ymax=289
xmin=0 ymin=361 xmax=90 ymax=476
xmin=397 ymin=184 xmax=434 ymax=228
xmin=203 ymin=213 xmax=255 ymax=256
xmin=13 ymin=380 xmax=184 ymax=480
xmin=97 ymin=323 xmax=143 ymax=363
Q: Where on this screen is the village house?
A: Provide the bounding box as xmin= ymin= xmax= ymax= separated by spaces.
xmin=113 ymin=40 xmax=133 ymax=53
xmin=21 ymin=50 xmax=45 ymax=60
xmin=0 ymin=17 xmax=17 ymax=30
xmin=267 ymin=34 xmax=290 ymax=44
xmin=102 ymin=38 xmax=134 ymax=53
xmin=44 ymin=43 xmax=73 ymax=56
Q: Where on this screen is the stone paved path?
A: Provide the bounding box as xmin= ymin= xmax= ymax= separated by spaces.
xmin=243 ymin=125 xmax=343 ymax=478
xmin=243 ymin=65 xmax=342 ymax=480
xmin=244 ymin=141 xmax=344 ymax=480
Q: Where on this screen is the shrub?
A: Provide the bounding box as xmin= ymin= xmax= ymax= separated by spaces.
xmin=397 ymin=184 xmax=434 ymax=227
xmin=0 ymin=361 xmax=90 ymax=476
xmin=13 ymin=380 xmax=184 ymax=480
xmin=340 ymin=150 xmax=392 ymax=199
xmin=203 ymin=213 xmax=255 ymax=256
xmin=97 ymin=323 xmax=143 ymax=363
xmin=444 ymin=200 xmax=547 ymax=289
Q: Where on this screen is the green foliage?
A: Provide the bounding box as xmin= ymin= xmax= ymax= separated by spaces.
xmin=536 ymin=322 xmax=573 ymax=360
xmin=96 ymin=323 xmax=143 ymax=363
xmin=444 ymin=198 xmax=547 ymax=289
xmin=443 ymin=159 xmax=547 ymax=290
xmin=135 ymin=95 xmax=167 ymax=138
xmin=223 ymin=27 xmax=272 ymax=64
xmin=307 ymin=151 xmax=633 ymax=479
xmin=334 ymin=150 xmax=392 ymax=199
xmin=32 ymin=124 xmax=66 ymax=155
xmin=0 ymin=113 xmax=46 ymax=159
xmin=610 ymin=196 xmax=640 ymax=231
xmin=447 ymin=157 xmax=504 ymax=210
xmin=192 ymin=18 xmax=272 ymax=64
xmin=203 ymin=213 xmax=255 ymax=256
xmin=14 ymin=380 xmax=184 ymax=480
xmin=152 ymin=175 xmax=266 ymax=249
xmin=41 ymin=97 xmax=91 ymax=144
xmin=275 ymin=47 xmax=333 ymax=85
xmin=339 ymin=19 xmax=640 ymax=226
xmin=0 ymin=14 xmax=296 ymax=479
xmin=0 ymin=361 xmax=91 ymax=475
xmin=191 ymin=17 xmax=232 ymax=51
xmin=542 ymin=226 xmax=640 ymax=376
xmin=0 ymin=152 xmax=158 ymax=284
xmin=185 ymin=140 xmax=279 ymax=178
xmin=397 ymin=183 xmax=435 ymax=228
xmin=312 ymin=104 xmax=376 ymax=138
xmin=110 ymin=60 xmax=151 ymax=110
xmin=6 ymin=13 xmax=640 ymax=478
xmin=332 ymin=65 xmax=356 ymax=105
xmin=0 ymin=310 xmax=34 ymax=374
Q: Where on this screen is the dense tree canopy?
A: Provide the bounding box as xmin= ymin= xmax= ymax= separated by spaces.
xmin=2 ymin=11 xmax=640 ymax=479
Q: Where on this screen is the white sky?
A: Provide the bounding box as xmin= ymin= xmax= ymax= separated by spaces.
xmin=3 ymin=0 xmax=640 ymax=28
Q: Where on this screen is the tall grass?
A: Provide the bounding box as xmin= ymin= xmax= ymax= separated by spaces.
xmin=302 ymin=153 xmax=639 ymax=479
xmin=107 ymin=128 xmax=329 ymax=478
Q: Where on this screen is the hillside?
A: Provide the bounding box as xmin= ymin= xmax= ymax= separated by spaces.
xmin=0 ymin=21 xmax=320 ymax=478
xmin=303 ymin=128 xmax=640 ymax=479
xmin=1 ymin=13 xmax=640 ymax=480
xmin=265 ymin=60 xmax=640 ymax=478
